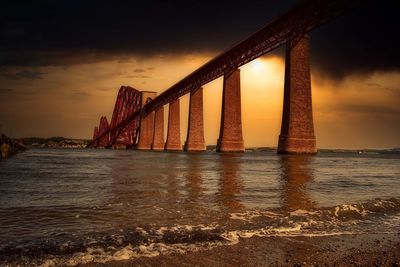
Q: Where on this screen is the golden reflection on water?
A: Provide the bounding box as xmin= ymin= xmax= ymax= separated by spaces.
xmin=184 ymin=154 xmax=204 ymax=204
xmin=217 ymin=154 xmax=244 ymax=212
xmin=166 ymin=156 xmax=180 ymax=203
xmin=279 ymin=155 xmax=315 ymax=212
xmin=107 ymin=152 xmax=318 ymax=222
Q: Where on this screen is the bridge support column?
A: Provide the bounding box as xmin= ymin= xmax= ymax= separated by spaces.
xmin=184 ymin=87 xmax=206 ymax=151
xmin=152 ymin=107 xmax=164 ymax=151
xmin=217 ymin=69 xmax=245 ymax=152
xmin=137 ymin=91 xmax=157 ymax=150
xmin=137 ymin=112 xmax=155 ymax=150
xmin=278 ymin=36 xmax=316 ymax=154
xmin=165 ymin=99 xmax=182 ymax=151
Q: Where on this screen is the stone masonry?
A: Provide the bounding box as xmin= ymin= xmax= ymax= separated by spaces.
xmin=137 ymin=91 xmax=157 ymax=150
xmin=278 ymin=36 xmax=316 ymax=154
xmin=165 ymin=98 xmax=182 ymax=151
xmin=184 ymin=87 xmax=206 ymax=151
xmin=151 ymin=106 xmax=164 ymax=151
xmin=216 ymin=69 xmax=245 ymax=152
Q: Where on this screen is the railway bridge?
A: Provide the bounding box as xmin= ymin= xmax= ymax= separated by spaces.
xmin=90 ymin=0 xmax=361 ymax=153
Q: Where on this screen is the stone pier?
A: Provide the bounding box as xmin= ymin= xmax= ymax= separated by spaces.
xmin=184 ymin=87 xmax=206 ymax=151
xmin=278 ymin=36 xmax=316 ymax=154
xmin=137 ymin=91 xmax=157 ymax=150
xmin=137 ymin=112 xmax=154 ymax=150
xmin=216 ymin=69 xmax=245 ymax=152
xmin=151 ymin=107 xmax=164 ymax=151
xmin=165 ymin=98 xmax=182 ymax=151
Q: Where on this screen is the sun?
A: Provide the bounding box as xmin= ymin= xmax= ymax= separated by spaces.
xmin=249 ymin=58 xmax=265 ymax=73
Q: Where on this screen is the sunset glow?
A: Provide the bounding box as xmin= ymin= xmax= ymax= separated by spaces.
xmin=1 ymin=53 xmax=398 ymax=149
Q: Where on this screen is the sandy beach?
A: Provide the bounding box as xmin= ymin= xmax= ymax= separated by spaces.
xmin=82 ymin=233 xmax=400 ymax=266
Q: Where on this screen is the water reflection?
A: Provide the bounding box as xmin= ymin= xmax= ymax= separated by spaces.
xmin=184 ymin=154 xmax=203 ymax=204
xmin=166 ymin=155 xmax=180 ymax=204
xmin=279 ymin=155 xmax=315 ymax=212
xmin=217 ymin=154 xmax=244 ymax=213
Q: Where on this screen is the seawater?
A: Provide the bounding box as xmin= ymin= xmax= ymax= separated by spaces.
xmin=0 ymin=148 xmax=399 ymax=266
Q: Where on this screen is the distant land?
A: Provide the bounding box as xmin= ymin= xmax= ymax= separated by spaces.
xmin=14 ymin=137 xmax=400 ymax=154
xmin=19 ymin=137 xmax=90 ymax=148
xmin=243 ymin=147 xmax=400 ymax=155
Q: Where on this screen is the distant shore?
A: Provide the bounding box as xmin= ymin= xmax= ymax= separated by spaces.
xmin=84 ymin=233 xmax=400 ymax=267
xmin=16 ymin=136 xmax=400 ymax=155
xmin=19 ymin=137 xmax=90 ymax=149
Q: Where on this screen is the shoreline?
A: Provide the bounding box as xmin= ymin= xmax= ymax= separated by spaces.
xmin=81 ymin=233 xmax=400 ymax=266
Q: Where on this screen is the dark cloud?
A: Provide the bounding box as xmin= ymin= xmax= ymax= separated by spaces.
xmin=0 ymin=88 xmax=13 ymax=94
xmin=367 ymin=83 xmax=383 ymax=88
xmin=126 ymin=75 xmax=152 ymax=79
xmin=339 ymin=103 xmax=399 ymax=116
xmin=133 ymin=69 xmax=147 ymax=73
xmin=15 ymin=70 xmax=45 ymax=80
xmin=0 ymin=87 xmax=38 ymax=96
xmin=366 ymin=83 xmax=399 ymax=94
xmin=310 ymin=0 xmax=399 ymax=78
xmin=95 ymin=87 xmax=117 ymax=92
xmin=0 ymin=0 xmax=399 ymax=79
xmin=0 ymin=0 xmax=292 ymax=67
xmin=70 ymin=90 xmax=91 ymax=99
xmin=1 ymin=73 xmax=19 ymax=80
xmin=1 ymin=70 xmax=46 ymax=80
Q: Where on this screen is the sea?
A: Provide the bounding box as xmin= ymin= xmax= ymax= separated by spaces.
xmin=0 ymin=148 xmax=399 ymax=266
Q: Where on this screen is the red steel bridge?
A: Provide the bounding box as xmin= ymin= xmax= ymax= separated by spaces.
xmin=89 ymin=0 xmax=362 ymax=153
xmin=91 ymin=86 xmax=141 ymax=148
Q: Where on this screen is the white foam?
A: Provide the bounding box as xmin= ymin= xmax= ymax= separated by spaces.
xmin=153 ymin=224 xmax=219 ymax=235
xmin=220 ymin=231 xmax=240 ymax=244
xmin=112 ymin=245 xmax=137 ymax=260
xmin=40 ymin=259 xmax=57 ymax=267
xmin=334 ymin=204 xmax=369 ymax=217
xmin=220 ymin=223 xmax=303 ymax=245
xmin=230 ymin=211 xmax=279 ymax=221
xmin=289 ymin=209 xmax=318 ymax=217
xmin=274 ymin=224 xmax=302 ymax=233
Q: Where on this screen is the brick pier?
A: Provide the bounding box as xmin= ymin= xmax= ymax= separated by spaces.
xmin=217 ymin=69 xmax=245 ymax=152
xmin=185 ymin=87 xmax=206 ymax=151
xmin=151 ymin=107 xmax=164 ymax=151
xmin=137 ymin=91 xmax=157 ymax=150
xmin=165 ymin=99 xmax=182 ymax=151
xmin=278 ymin=36 xmax=316 ymax=154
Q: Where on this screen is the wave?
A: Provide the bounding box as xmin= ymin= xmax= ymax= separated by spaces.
xmin=231 ymin=197 xmax=400 ymax=222
xmin=1 ymin=198 xmax=399 ymax=267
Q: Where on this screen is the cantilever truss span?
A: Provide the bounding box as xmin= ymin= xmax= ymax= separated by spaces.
xmin=108 ymin=86 xmax=142 ymax=148
xmin=90 ymin=86 xmax=142 ymax=148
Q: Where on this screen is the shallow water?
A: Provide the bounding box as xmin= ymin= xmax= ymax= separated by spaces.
xmin=0 ymin=148 xmax=399 ymax=266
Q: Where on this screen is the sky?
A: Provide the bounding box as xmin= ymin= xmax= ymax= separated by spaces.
xmin=0 ymin=0 xmax=399 ymax=149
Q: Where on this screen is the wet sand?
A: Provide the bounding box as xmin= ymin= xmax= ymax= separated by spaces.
xmin=82 ymin=233 xmax=400 ymax=266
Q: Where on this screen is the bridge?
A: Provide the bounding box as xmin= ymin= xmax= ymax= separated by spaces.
xmin=89 ymin=0 xmax=362 ymax=153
